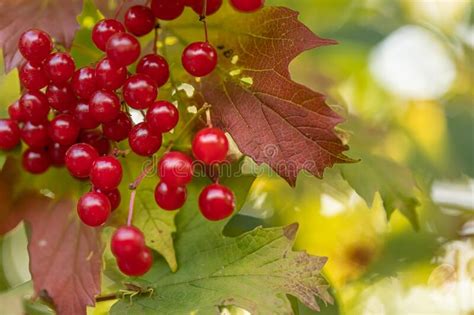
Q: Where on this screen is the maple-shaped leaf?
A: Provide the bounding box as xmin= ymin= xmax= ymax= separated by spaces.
xmin=0 ymin=0 xmax=83 ymax=72
xmin=110 ymin=176 xmax=332 ymax=315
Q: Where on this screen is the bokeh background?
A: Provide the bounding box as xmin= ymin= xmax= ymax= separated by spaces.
xmin=0 ymin=0 xmax=473 ymax=314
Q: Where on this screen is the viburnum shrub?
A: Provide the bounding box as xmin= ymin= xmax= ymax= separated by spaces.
xmin=0 ymin=0 xmax=363 ymax=314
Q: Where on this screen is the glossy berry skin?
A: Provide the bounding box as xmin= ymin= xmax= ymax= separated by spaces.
xmin=22 ymin=148 xmax=51 ymax=174
xmin=106 ymin=32 xmax=141 ymax=67
xmin=89 ymin=90 xmax=121 ymax=123
xmin=21 ymin=121 xmax=50 ymax=148
xmin=49 ymin=114 xmax=80 ymax=146
xmin=18 ymin=29 xmax=53 ymax=65
xmin=94 ymin=188 xmax=121 ymax=211
xmin=189 ymin=0 xmax=222 ymax=15
xmin=229 ymin=0 xmax=264 ymax=12
xmin=199 ymin=183 xmax=235 ymax=221
xmin=154 ymin=181 xmax=187 ymax=211
xmin=117 ymin=247 xmax=153 ymax=276
xmin=43 ymin=53 xmax=75 ymax=84
xmin=151 ymin=0 xmax=185 ymax=20
xmin=72 ymin=67 xmax=97 ymax=100
xmin=79 ymin=130 xmax=110 ymax=156
xmin=95 ymin=58 xmax=128 ymax=91
xmin=125 ymin=5 xmax=155 ymax=37
xmin=192 ymin=127 xmax=228 ymax=164
xmin=46 ymin=83 xmax=76 ymax=111
xmin=77 ymin=192 xmax=111 ymax=227
xmin=123 ymin=74 xmax=157 ymax=109
xmin=48 ymin=142 xmax=69 ymax=166
xmin=73 ymin=101 xmax=100 ymax=129
xmin=8 ymin=101 xmax=25 ymax=122
xmin=182 ymin=42 xmax=218 ymax=77
xmin=136 ymin=54 xmax=169 ymax=87
xmin=90 ymin=156 xmax=123 ymax=191
xmin=65 ymin=143 xmax=99 ymax=178
xmin=158 ymin=151 xmax=193 ymax=186
xmin=111 ymin=225 xmax=145 ymax=259
xmin=19 ymin=62 xmax=49 ymax=91
xmin=102 ymin=112 xmax=132 ymax=142
xmin=146 ymin=101 xmax=179 ymax=133
xmin=128 ymin=122 xmax=162 ymax=156
xmin=92 ymin=19 xmax=125 ymax=51
xmin=19 ymin=91 xmax=50 ymax=125
xmin=0 ymin=119 xmax=21 ymax=150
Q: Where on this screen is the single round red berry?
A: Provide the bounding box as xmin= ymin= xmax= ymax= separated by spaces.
xmin=73 ymin=101 xmax=100 ymax=129
xmin=136 ymin=54 xmax=169 ymax=87
xmin=182 ymin=42 xmax=217 ymax=77
xmin=90 ymin=156 xmax=123 ymax=191
xmin=8 ymin=101 xmax=25 ymax=122
xmin=192 ymin=127 xmax=228 ymax=164
xmin=19 ymin=91 xmax=50 ymax=125
xmin=0 ymin=119 xmax=21 ymax=150
xmin=151 ymin=0 xmax=185 ymax=20
xmin=158 ymin=151 xmax=193 ymax=186
xmin=117 ymin=247 xmax=153 ymax=276
xmin=49 ymin=114 xmax=80 ymax=146
xmin=48 ymin=142 xmax=69 ymax=166
xmin=95 ymin=58 xmax=128 ymax=91
xmin=22 ymin=148 xmax=51 ymax=174
xmin=229 ymin=0 xmax=264 ymax=12
xmin=94 ymin=188 xmax=121 ymax=211
xmin=154 ymin=181 xmax=187 ymax=211
xmin=128 ymin=122 xmax=162 ymax=156
xmin=72 ymin=67 xmax=97 ymax=100
xmin=199 ymin=183 xmax=235 ymax=221
xmin=65 ymin=143 xmax=99 ymax=178
xmin=19 ymin=62 xmax=49 ymax=91
xmin=46 ymin=83 xmax=76 ymax=112
xmin=43 ymin=52 xmax=75 ymax=84
xmin=123 ymin=74 xmax=157 ymax=109
xmin=146 ymin=101 xmax=179 ymax=133
xmin=89 ymin=90 xmax=121 ymax=123
xmin=125 ymin=5 xmax=155 ymax=37
xmin=92 ymin=19 xmax=125 ymax=51
xmin=18 ymin=29 xmax=52 ymax=65
xmin=189 ymin=0 xmax=222 ymax=15
xmin=106 ymin=32 xmax=141 ymax=67
xmin=102 ymin=112 xmax=132 ymax=142
xmin=111 ymin=225 xmax=145 ymax=259
xmin=79 ymin=130 xmax=110 ymax=156
xmin=77 ymin=192 xmax=111 ymax=227
xmin=21 ymin=121 xmax=50 ymax=148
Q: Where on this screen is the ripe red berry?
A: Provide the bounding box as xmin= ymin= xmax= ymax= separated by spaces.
xmin=151 ymin=0 xmax=185 ymax=20
xmin=18 ymin=29 xmax=53 ymax=65
xmin=19 ymin=62 xmax=49 ymax=91
xmin=90 ymin=156 xmax=123 ymax=191
xmin=189 ymin=0 xmax=222 ymax=15
xmin=146 ymin=101 xmax=179 ymax=133
xmin=79 ymin=130 xmax=111 ymax=156
xmin=125 ymin=5 xmax=155 ymax=37
xmin=95 ymin=58 xmax=128 ymax=91
xmin=43 ymin=52 xmax=76 ymax=84
xmin=77 ymin=192 xmax=111 ymax=227
xmin=136 ymin=54 xmax=169 ymax=87
xmin=229 ymin=0 xmax=264 ymax=12
xmin=111 ymin=225 xmax=145 ymax=259
xmin=102 ymin=112 xmax=132 ymax=142
xmin=72 ymin=67 xmax=97 ymax=100
xmin=92 ymin=19 xmax=126 ymax=51
xmin=8 ymin=101 xmax=25 ymax=122
xmin=22 ymin=148 xmax=51 ymax=174
xmin=19 ymin=91 xmax=50 ymax=125
xmin=94 ymin=188 xmax=121 ymax=211
xmin=73 ymin=101 xmax=100 ymax=129
xmin=89 ymin=90 xmax=121 ymax=123
xmin=0 ymin=119 xmax=21 ymax=150
xmin=182 ymin=42 xmax=218 ymax=77
xmin=65 ymin=143 xmax=99 ymax=178
xmin=21 ymin=121 xmax=50 ymax=148
xmin=192 ymin=127 xmax=228 ymax=164
xmin=117 ymin=247 xmax=153 ymax=276
xmin=106 ymin=32 xmax=141 ymax=67
xmin=48 ymin=142 xmax=69 ymax=166
xmin=154 ymin=181 xmax=187 ymax=211
xmin=123 ymin=74 xmax=157 ymax=109
xmin=128 ymin=122 xmax=162 ymax=156
xmin=46 ymin=83 xmax=76 ymax=112
xmin=199 ymin=183 xmax=235 ymax=221
xmin=158 ymin=151 xmax=193 ymax=186
xmin=49 ymin=114 xmax=80 ymax=146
